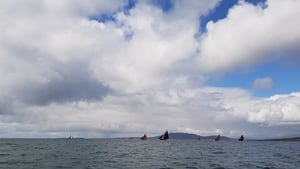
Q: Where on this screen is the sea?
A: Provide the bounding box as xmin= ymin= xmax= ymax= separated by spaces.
xmin=0 ymin=138 xmax=299 ymax=169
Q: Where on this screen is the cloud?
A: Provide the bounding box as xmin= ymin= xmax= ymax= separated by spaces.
xmin=2 ymin=86 xmax=299 ymax=138
xmin=198 ymin=0 xmax=300 ymax=73
xmin=0 ymin=0 xmax=299 ymax=138
xmin=252 ymin=77 xmax=274 ymax=90
xmin=248 ymin=93 xmax=300 ymax=125
xmin=0 ymin=0 xmax=126 ymax=105
xmin=89 ymin=0 xmax=219 ymax=93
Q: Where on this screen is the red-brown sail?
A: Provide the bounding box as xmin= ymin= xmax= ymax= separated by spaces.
xmin=141 ymin=134 xmax=147 ymax=140
xmin=214 ymin=134 xmax=221 ymax=141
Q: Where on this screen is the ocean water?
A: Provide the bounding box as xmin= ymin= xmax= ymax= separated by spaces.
xmin=0 ymin=139 xmax=299 ymax=169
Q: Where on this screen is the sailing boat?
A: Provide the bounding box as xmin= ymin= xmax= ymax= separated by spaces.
xmin=238 ymin=135 xmax=244 ymax=141
xmin=159 ymin=130 xmax=169 ymax=140
xmin=214 ymin=134 xmax=221 ymax=141
xmin=141 ymin=133 xmax=147 ymax=140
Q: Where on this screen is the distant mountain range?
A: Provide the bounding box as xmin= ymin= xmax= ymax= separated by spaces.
xmin=258 ymin=137 xmax=300 ymax=141
xmin=152 ymin=132 xmax=234 ymax=140
xmin=149 ymin=132 xmax=300 ymax=141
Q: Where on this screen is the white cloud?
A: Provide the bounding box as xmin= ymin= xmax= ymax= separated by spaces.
xmin=248 ymin=93 xmax=300 ymax=125
xmin=198 ymin=0 xmax=300 ymax=73
xmin=89 ymin=0 xmax=219 ymax=93
xmin=253 ymin=77 xmax=274 ymax=90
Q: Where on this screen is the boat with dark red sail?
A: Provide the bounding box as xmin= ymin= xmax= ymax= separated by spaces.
xmin=141 ymin=133 xmax=147 ymax=140
xmin=214 ymin=134 xmax=221 ymax=141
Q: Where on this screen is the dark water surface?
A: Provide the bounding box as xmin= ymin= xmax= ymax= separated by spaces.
xmin=0 ymin=139 xmax=299 ymax=169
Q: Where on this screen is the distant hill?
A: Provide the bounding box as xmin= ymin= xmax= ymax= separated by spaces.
xmin=153 ymin=132 xmax=234 ymax=140
xmin=124 ymin=134 xmax=299 ymax=141
xmin=260 ymin=137 xmax=300 ymax=141
xmin=168 ymin=132 xmax=200 ymax=139
xmin=200 ymin=135 xmax=234 ymax=140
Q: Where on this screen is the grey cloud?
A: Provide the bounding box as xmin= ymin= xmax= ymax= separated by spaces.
xmin=14 ymin=61 xmax=111 ymax=105
xmin=0 ymin=97 xmax=14 ymax=115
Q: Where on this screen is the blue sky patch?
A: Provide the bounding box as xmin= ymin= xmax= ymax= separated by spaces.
xmin=207 ymin=59 xmax=300 ymax=97
xmin=200 ymin=0 xmax=266 ymax=32
xmin=89 ymin=0 xmax=137 ymax=23
xmin=151 ymin=0 xmax=174 ymax=13
xmin=89 ymin=14 xmax=116 ymax=23
xmin=123 ymin=0 xmax=136 ymax=14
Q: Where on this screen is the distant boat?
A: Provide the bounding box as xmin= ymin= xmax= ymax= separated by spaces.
xmin=159 ymin=130 xmax=169 ymax=140
xmin=214 ymin=134 xmax=221 ymax=141
xmin=68 ymin=135 xmax=73 ymax=139
xmin=141 ymin=133 xmax=147 ymax=140
xmin=238 ymin=135 xmax=244 ymax=141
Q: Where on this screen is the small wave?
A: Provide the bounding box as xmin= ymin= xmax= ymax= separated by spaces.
xmin=116 ymin=153 xmax=130 ymax=157
xmin=104 ymin=160 xmax=117 ymax=164
xmin=253 ymin=164 xmax=278 ymax=169
xmin=211 ymin=151 xmax=226 ymax=154
xmin=209 ymin=163 xmax=228 ymax=169
xmin=185 ymin=167 xmax=198 ymax=169
xmin=0 ymin=142 xmax=16 ymax=146
xmin=55 ymin=165 xmax=72 ymax=169
xmin=273 ymin=153 xmax=290 ymax=159
xmin=34 ymin=146 xmax=45 ymax=150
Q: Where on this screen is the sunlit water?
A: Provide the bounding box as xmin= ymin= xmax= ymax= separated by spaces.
xmin=0 ymin=139 xmax=299 ymax=169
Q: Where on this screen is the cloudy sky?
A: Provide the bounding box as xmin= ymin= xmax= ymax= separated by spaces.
xmin=1 ymin=0 xmax=300 ymax=139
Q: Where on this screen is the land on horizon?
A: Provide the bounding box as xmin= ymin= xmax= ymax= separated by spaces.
xmin=1 ymin=132 xmax=299 ymax=141
xmin=146 ymin=132 xmax=300 ymax=141
xmin=112 ymin=132 xmax=300 ymax=141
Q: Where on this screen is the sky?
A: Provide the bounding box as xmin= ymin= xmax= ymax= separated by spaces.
xmin=0 ymin=0 xmax=300 ymax=139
